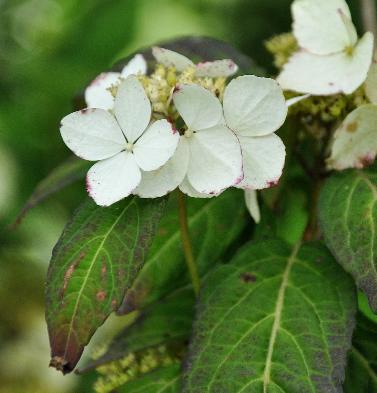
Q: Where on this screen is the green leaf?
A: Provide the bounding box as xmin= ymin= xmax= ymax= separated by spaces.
xmin=344 ymin=313 xmax=377 ymax=392
xmin=319 ymin=167 xmax=377 ymax=312
xmin=79 ymin=287 xmax=194 ymax=372
xmin=46 ymin=196 xmax=166 ymax=374
xmin=116 ymin=364 xmax=181 ymax=393
xmin=13 ymin=156 xmax=89 ymax=226
xmin=183 ymin=240 xmax=356 ymax=392
xmin=119 ymin=189 xmax=247 ymax=313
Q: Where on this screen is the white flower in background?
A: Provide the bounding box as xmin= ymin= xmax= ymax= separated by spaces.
xmin=84 ymin=54 xmax=147 ymax=110
xmin=135 ymin=75 xmax=287 ymax=200
xmin=60 ymin=76 xmax=179 ymax=206
xmin=365 ymin=63 xmax=377 ymax=104
xmin=152 ymin=47 xmax=238 ymax=77
xmin=277 ymin=0 xmax=374 ymax=95
xmin=327 ymin=104 xmax=377 ymax=170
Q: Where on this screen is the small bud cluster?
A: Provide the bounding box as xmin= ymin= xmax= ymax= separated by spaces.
xmin=93 ymin=344 xmax=183 ymax=393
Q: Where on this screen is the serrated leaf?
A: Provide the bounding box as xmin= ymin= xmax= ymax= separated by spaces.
xmin=13 ymin=156 xmax=89 ymax=226
xmin=319 ymin=167 xmax=377 ymax=312
xmin=116 ymin=364 xmax=181 ymax=393
xmin=183 ymin=240 xmax=356 ymax=393
xmin=120 ymin=189 xmax=247 ymax=313
xmin=79 ymin=287 xmax=194 ymax=372
xmin=46 ymin=196 xmax=166 ymax=374
xmin=344 ymin=313 xmax=377 ymax=392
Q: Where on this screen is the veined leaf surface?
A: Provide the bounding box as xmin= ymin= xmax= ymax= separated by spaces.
xmin=46 ymin=196 xmax=166 ymax=373
xmin=319 ymin=167 xmax=377 ymax=312
xmin=183 ymin=241 xmax=356 ymax=393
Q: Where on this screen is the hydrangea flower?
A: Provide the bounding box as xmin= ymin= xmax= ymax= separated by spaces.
xmin=277 ymin=0 xmax=374 ymax=95
xmin=135 ymin=75 xmax=287 ymax=198
xmin=60 ymin=76 xmax=179 ymax=206
xmin=136 ymin=83 xmax=243 ymax=197
xmin=327 ymin=104 xmax=377 ymax=170
xmin=245 ymin=190 xmax=260 ymax=223
xmin=152 ymin=47 xmax=238 ymax=77
xmin=84 ymin=54 xmax=147 ymax=110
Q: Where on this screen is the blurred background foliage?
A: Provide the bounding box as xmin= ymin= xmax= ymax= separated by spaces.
xmin=0 ymin=0 xmax=367 ymax=391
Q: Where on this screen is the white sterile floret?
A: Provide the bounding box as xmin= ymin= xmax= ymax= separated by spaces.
xmin=84 ymin=54 xmax=147 ymax=110
xmin=135 ymin=75 xmax=287 ymax=199
xmin=327 ymin=104 xmax=377 ymax=170
xmin=135 ymin=84 xmax=243 ymax=197
xmin=277 ymin=0 xmax=374 ymax=95
xmin=365 ymin=63 xmax=377 ymax=104
xmin=244 ymin=190 xmax=260 ymax=223
xmin=223 ymin=75 xmax=287 ymax=190
xmin=60 ymin=76 xmax=179 ymax=206
xmin=152 ymin=47 xmax=238 ymax=78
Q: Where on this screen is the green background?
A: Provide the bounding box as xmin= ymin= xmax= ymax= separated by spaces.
xmin=0 ymin=0 xmax=368 ymax=391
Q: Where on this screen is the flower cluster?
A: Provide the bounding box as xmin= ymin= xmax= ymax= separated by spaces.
xmin=60 ymin=47 xmax=288 ymax=213
xmin=266 ymin=0 xmax=377 ymax=172
xmin=277 ymin=0 xmax=374 ymax=96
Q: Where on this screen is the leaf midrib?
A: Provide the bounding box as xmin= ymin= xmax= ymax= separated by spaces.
xmin=261 ymin=242 xmax=313 ymax=393
xmin=63 ymin=198 xmax=135 ymax=361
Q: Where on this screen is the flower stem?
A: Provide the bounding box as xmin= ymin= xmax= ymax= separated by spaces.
xmin=177 ymin=190 xmax=200 ymax=296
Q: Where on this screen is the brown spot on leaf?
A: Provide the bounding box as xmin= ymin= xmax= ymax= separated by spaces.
xmin=96 ymin=291 xmax=106 ymax=301
xmin=240 ymin=272 xmax=257 ymax=283
xmin=346 ymin=121 xmax=358 ymax=133
xmin=101 ymin=261 xmax=107 ymax=278
xmin=111 ymin=299 xmax=118 ymax=310
xmin=60 ymin=252 xmax=85 ymax=299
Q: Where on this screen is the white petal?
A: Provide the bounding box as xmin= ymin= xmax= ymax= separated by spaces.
xmin=187 ymin=125 xmax=243 ymax=194
xmin=244 ymin=190 xmax=260 ymax=223
xmin=286 ymin=94 xmax=311 ymax=107
xmin=173 ymin=84 xmax=223 ymax=131
xmin=223 ymin=75 xmax=287 ymax=137
xmin=114 ymin=76 xmax=151 ymax=143
xmin=135 ymin=138 xmax=189 ymax=198
xmin=277 ymin=32 xmax=374 ymax=95
xmin=84 ymin=72 xmax=120 ymax=110
xmin=86 ymin=152 xmax=141 ymax=206
xmin=365 ymin=62 xmax=377 ymax=104
xmin=292 ymin=0 xmax=356 ymax=55
xmin=195 ymin=60 xmax=238 ymax=77
xmin=237 ymin=134 xmax=286 ymax=190
xmin=121 ymin=54 xmax=147 ymax=78
xmin=152 ymin=47 xmax=194 ymax=71
xmin=179 ymin=176 xmax=217 ymax=198
xmin=327 ymin=104 xmax=377 ymax=170
xmin=133 ymin=119 xmax=179 ymax=171
xmin=60 ymin=109 xmax=125 ymax=161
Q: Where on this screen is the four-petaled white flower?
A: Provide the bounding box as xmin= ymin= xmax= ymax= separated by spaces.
xmin=85 ymin=54 xmax=147 ymax=110
xmin=60 ymin=76 xmax=179 ymax=206
xmin=152 ymin=47 xmax=238 ymax=77
xmin=277 ymin=0 xmax=374 ymax=95
xmin=135 ymin=75 xmax=287 ymax=198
